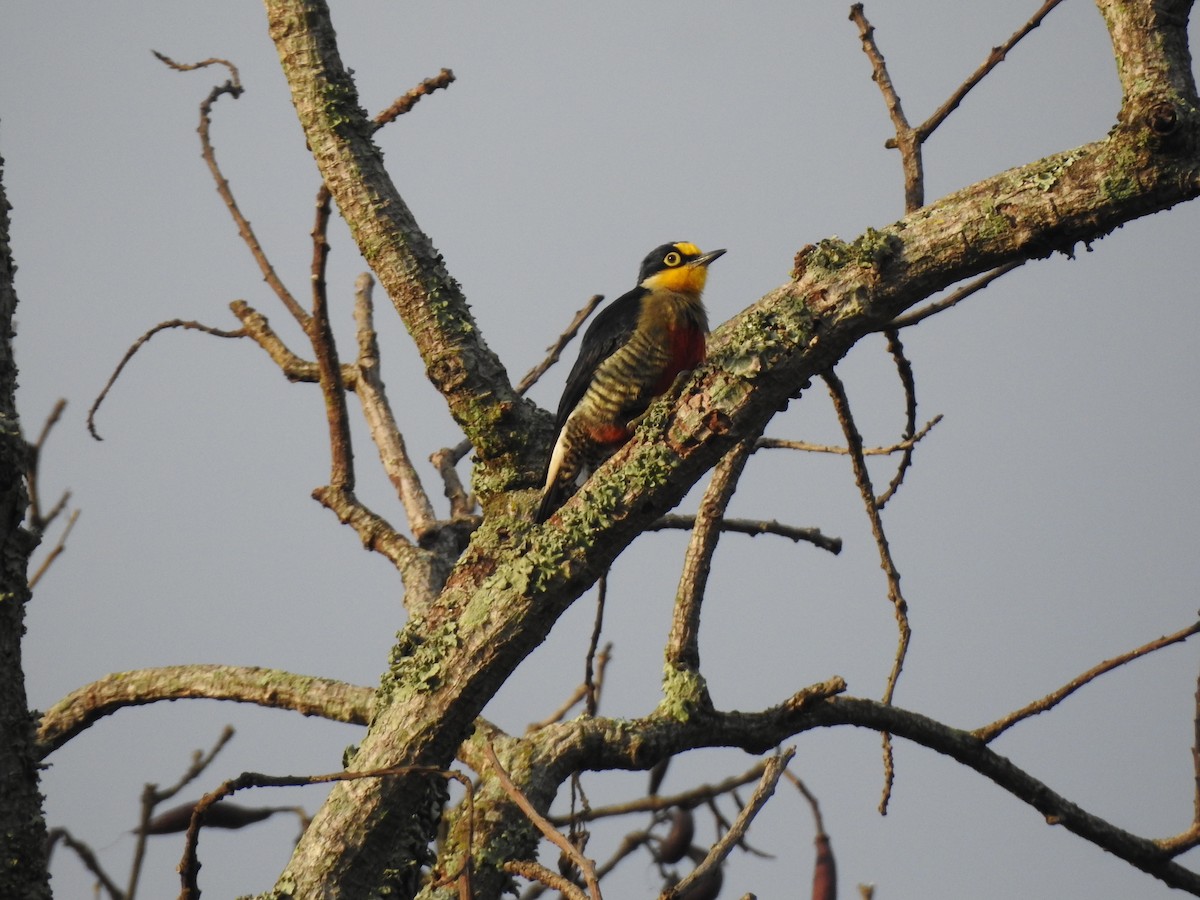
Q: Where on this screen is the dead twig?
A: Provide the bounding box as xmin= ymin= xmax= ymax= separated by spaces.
xmin=153 ymin=52 xmax=308 ymax=326
xmin=756 ymin=414 xmax=942 ymax=459
xmin=307 ymin=185 xmax=354 ymax=490
xmin=352 ymin=273 xmax=441 ymax=538
xmin=485 ymin=742 xmax=602 ymax=900
xmin=88 ymin=319 xmax=246 ymax=440
xmin=650 ymin=515 xmax=841 ymax=555
xmin=888 ymin=261 xmax=1025 ymax=329
xmin=667 ymin=437 xmax=757 ymax=673
xmin=875 ymin=330 xmax=918 ymax=509
xmin=28 ymin=508 xmax=80 ymax=590
xmin=824 ymin=371 xmax=910 ymax=814
xmin=550 ymin=761 xmax=771 ymax=827
xmin=585 ymin=576 xmax=609 ymax=716
xmin=849 ymin=4 xmax=923 ymax=209
xmin=974 ymin=618 xmax=1200 ymax=743
xmin=661 ymin=749 xmax=794 ymax=900
xmin=528 ymin=644 xmax=612 ymax=733
xmin=373 ymin=68 xmax=456 ymax=129
xmin=130 ymin=726 xmax=235 ymax=900
xmin=505 ymin=859 xmax=589 ymax=900
xmin=179 ymin=764 xmax=473 ymax=900
xmin=910 ymin=0 xmax=1068 ymax=143
xmin=45 ymin=828 xmax=125 ymax=900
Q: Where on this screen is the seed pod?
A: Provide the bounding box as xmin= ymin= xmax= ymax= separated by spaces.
xmin=812 ymin=833 xmax=836 ymax=900
xmin=658 ymin=807 xmax=695 ymax=864
xmin=143 ymin=801 xmax=276 ymax=835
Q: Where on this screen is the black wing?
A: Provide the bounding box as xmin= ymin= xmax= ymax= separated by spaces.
xmin=553 ymin=286 xmax=644 ymax=428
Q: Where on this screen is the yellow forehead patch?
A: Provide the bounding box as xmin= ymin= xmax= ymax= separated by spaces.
xmin=673 ymin=241 xmax=702 ymax=256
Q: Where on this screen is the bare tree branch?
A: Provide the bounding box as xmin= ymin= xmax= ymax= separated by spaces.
xmin=755 ymin=414 xmax=941 ymax=458
xmin=373 ymin=68 xmax=456 ymax=129
xmin=153 ymin=52 xmax=309 ymax=327
xmin=849 ymin=4 xmax=923 ymax=209
xmin=912 ymin=0 xmax=1069 ymax=143
xmin=973 ymin=618 xmax=1200 ymax=743
xmin=661 ymin=749 xmax=794 ymax=900
xmin=45 ymin=828 xmax=125 ymax=900
xmin=888 ymin=261 xmax=1025 ymax=329
xmin=667 ymin=437 xmax=757 ymax=674
xmin=485 ymin=742 xmax=602 ymax=900
xmin=824 ymin=371 xmax=910 ymax=813
xmin=351 ymin=273 xmax=440 ymax=538
xmin=36 ymin=665 xmax=372 ymax=760
xmin=87 ymin=319 xmax=246 ymax=440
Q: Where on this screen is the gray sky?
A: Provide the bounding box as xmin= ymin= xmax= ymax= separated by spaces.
xmin=3 ymin=2 xmax=1199 ymax=898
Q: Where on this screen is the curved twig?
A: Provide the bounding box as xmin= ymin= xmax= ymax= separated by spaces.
xmin=87 ymin=319 xmax=246 ymax=440
xmin=823 ymin=371 xmax=910 ymax=814
xmin=875 ymin=329 xmax=918 ymax=509
xmin=153 ymin=51 xmax=309 ymax=327
xmin=661 ymin=749 xmax=793 ymax=900
xmin=974 ymin=618 xmax=1200 ymax=743
xmin=35 ymin=665 xmax=372 ymax=760
xmin=486 ymin=742 xmax=602 ymax=900
xmin=649 ymin=515 xmax=842 ymax=555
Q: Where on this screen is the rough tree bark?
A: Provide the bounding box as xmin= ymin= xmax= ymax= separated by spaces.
xmin=0 ymin=155 xmax=52 ymax=899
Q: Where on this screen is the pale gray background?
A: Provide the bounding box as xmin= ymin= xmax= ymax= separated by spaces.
xmin=2 ymin=3 xmax=1199 ymax=898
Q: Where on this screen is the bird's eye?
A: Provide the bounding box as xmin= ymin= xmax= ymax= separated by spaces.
xmin=663 ymin=251 xmax=682 ymax=267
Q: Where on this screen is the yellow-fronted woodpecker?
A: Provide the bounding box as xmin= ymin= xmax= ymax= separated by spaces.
xmin=535 ymin=241 xmax=725 ymax=523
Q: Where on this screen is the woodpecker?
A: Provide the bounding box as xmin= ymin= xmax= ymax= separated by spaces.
xmin=535 ymin=241 xmax=725 ymax=523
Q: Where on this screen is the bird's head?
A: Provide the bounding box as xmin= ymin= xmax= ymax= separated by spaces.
xmin=637 ymin=241 xmax=726 ymax=295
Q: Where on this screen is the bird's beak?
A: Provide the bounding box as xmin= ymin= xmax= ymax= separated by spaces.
xmin=691 ymin=248 xmax=726 ymax=268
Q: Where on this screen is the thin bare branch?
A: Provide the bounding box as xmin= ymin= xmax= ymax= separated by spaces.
xmin=30 ymin=397 xmax=65 ymax=456
xmin=505 ymin=859 xmax=589 ymax=900
xmin=373 ymin=68 xmax=456 ymax=129
xmin=549 ymin=761 xmax=771 ymax=827
xmin=352 ymin=273 xmax=440 ymax=537
xmin=756 ymin=414 xmax=942 ymax=459
xmin=130 ymin=726 xmax=234 ymax=900
xmin=88 ymin=319 xmax=246 ymax=440
xmin=824 ymin=371 xmax=910 ymax=814
xmin=888 ymin=261 xmax=1025 ymax=329
xmin=485 ymin=742 xmax=603 ymax=900
xmin=179 ymin=765 xmax=472 ymax=900
xmin=849 ymin=4 xmax=924 ymax=209
xmin=307 ymin=185 xmax=354 ymax=489
xmin=874 ymin=330 xmax=918 ymax=509
xmin=311 ymin=483 xmax=415 ymax=568
xmin=528 ymin=644 xmax=612 ymax=733
xmin=651 ymin=515 xmax=841 ymax=556
xmin=25 ymin=403 xmax=72 ymax=540
xmin=27 ymin=508 xmax=79 ymax=589
xmin=584 ymin=578 xmax=609 ymax=716
xmin=661 ymin=749 xmax=794 ymax=900
xmin=515 ymin=294 xmax=606 ymax=398
xmin=913 ymin=0 xmax=1069 ymax=142
xmin=667 ymin=437 xmax=757 ymax=673
xmin=430 ymin=446 xmax=475 ymax=519
xmin=153 ymin=52 xmax=309 ymax=326
xmin=973 ymin=618 xmax=1200 ymax=743
xmin=228 ymin=299 xmax=351 ymax=385
xmin=46 ymin=828 xmax=125 ymax=900
xmin=1195 ymin=659 xmax=1200 ymax=829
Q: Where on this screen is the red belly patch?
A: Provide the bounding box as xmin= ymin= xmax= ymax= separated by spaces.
xmin=652 ymin=325 xmax=707 ymax=394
